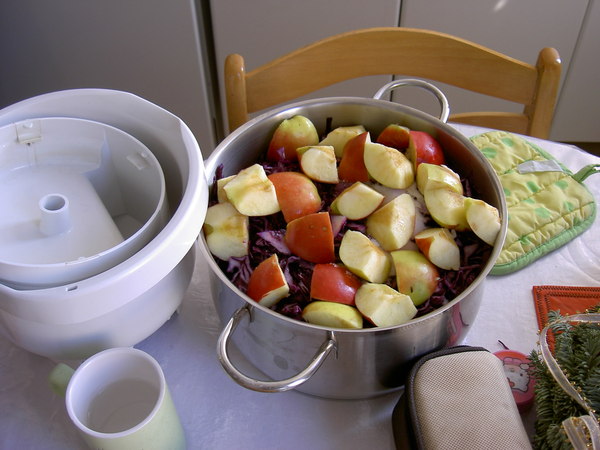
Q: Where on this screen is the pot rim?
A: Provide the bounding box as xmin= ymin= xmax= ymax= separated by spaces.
xmin=202 ymin=95 xmax=507 ymax=335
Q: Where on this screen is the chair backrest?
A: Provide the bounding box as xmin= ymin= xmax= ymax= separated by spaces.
xmin=224 ymin=27 xmax=561 ymax=139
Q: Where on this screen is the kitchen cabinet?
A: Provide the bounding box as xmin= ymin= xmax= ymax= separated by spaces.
xmin=0 ymin=0 xmax=218 ymax=157
xmin=209 ymin=0 xmax=402 ymax=134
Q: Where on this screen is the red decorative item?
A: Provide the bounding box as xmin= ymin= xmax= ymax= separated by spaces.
xmin=494 ymin=349 xmax=536 ymax=412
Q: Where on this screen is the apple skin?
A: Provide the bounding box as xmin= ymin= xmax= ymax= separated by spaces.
xmin=247 ymin=254 xmax=289 ymax=307
xmin=338 ymin=131 xmax=370 ymax=182
xmin=375 ymin=124 xmax=410 ymax=150
xmin=406 ymin=130 xmax=445 ymax=171
xmin=223 ymin=164 xmax=280 ymax=216
xmin=268 ymin=171 xmax=322 ymax=222
xmin=339 ymin=230 xmax=391 ymax=283
xmin=267 ymin=115 xmax=319 ymax=161
xmin=355 ymin=283 xmax=417 ymax=327
xmin=203 ymin=202 xmax=249 ymax=261
xmin=285 ymin=212 xmax=335 ymax=263
xmin=366 ymin=193 xmax=416 ymax=251
xmin=297 ymin=145 xmax=339 ymax=184
xmin=416 ymin=163 xmax=463 ymax=196
xmin=391 ymin=250 xmax=440 ymax=306
xmin=319 ymin=125 xmax=366 ymax=158
xmin=363 ymin=140 xmax=414 ymax=189
xmin=330 ymin=181 xmax=384 ymax=220
xmin=302 ymin=301 xmax=363 ymax=329
xmin=464 ymin=197 xmax=501 ymax=245
xmin=414 ymin=227 xmax=460 ymax=270
xmin=310 ymin=263 xmax=362 ymax=306
xmin=424 ymin=188 xmax=470 ymax=231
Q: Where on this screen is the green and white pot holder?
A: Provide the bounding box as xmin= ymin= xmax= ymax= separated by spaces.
xmin=470 ymin=131 xmax=599 ymax=276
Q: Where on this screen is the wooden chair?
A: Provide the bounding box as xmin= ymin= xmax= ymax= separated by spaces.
xmin=224 ymin=27 xmax=561 ymax=139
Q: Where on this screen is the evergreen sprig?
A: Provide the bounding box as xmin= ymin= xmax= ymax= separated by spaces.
xmin=529 ymin=306 xmax=600 ymax=450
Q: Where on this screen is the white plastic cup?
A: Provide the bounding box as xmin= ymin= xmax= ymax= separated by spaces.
xmin=50 ymin=347 xmax=186 ymax=450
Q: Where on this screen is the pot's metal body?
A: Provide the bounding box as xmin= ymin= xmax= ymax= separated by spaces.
xmin=200 ymin=95 xmax=507 ymax=399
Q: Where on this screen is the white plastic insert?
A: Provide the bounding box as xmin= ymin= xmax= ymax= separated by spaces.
xmin=0 ymin=117 xmax=168 ymax=289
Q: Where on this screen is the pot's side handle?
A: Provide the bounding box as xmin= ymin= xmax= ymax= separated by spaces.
xmin=373 ymin=78 xmax=450 ymax=123
xmin=217 ymin=306 xmax=337 ymax=393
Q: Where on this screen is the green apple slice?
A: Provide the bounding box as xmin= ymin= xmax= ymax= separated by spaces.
xmin=355 ymin=283 xmax=417 ymax=327
xmin=223 ymin=164 xmax=280 ymax=216
xmin=319 ymin=125 xmax=366 ymax=158
xmin=203 ymin=202 xmax=249 ymax=260
xmin=366 ymin=193 xmax=416 ymax=251
xmin=391 ymin=250 xmax=439 ymax=306
xmin=302 ymin=301 xmax=363 ymax=329
xmin=363 ymin=141 xmax=414 ymax=189
xmin=464 ymin=198 xmax=501 ymax=245
xmin=330 ymin=182 xmax=384 ymax=220
xmin=339 ymin=230 xmax=391 ymax=283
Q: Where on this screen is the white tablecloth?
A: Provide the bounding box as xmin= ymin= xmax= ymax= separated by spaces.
xmin=1 ymin=124 xmax=598 ymax=449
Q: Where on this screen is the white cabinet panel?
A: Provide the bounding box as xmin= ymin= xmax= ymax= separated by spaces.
xmin=397 ymin=0 xmax=589 ymax=135
xmin=550 ymin=0 xmax=600 ymax=141
xmin=210 ymin=0 xmax=401 ymax=134
xmin=0 ymin=0 xmax=217 ymax=157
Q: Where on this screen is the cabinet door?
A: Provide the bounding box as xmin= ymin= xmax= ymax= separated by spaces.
xmin=397 ymin=0 xmax=589 ymax=132
xmin=210 ymin=0 xmax=401 ymax=135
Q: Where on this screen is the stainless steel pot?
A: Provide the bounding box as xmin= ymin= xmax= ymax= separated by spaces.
xmin=200 ymin=80 xmax=507 ymax=399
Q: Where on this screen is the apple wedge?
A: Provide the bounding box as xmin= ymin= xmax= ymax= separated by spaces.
xmin=330 ymin=182 xmax=384 ymax=220
xmin=363 ymin=140 xmax=414 ymax=189
xmin=424 ymin=188 xmax=470 ymax=231
xmin=405 ymin=130 xmax=445 ymax=171
xmin=414 ymin=228 xmax=460 ymax=270
xmin=297 ymin=145 xmax=339 ymax=184
xmin=375 ymin=124 xmax=410 ymax=150
xmin=216 ymin=175 xmax=235 ymax=203
xmin=247 ymin=254 xmax=289 ymax=307
xmin=355 ymin=283 xmax=417 ymax=327
xmin=302 ymin=301 xmax=363 ymax=329
xmin=464 ymin=198 xmax=502 ymax=245
xmin=338 ymin=131 xmax=370 ymax=182
xmin=268 ymin=171 xmax=322 ymax=222
xmin=391 ymin=250 xmax=440 ymax=306
xmin=319 ymin=125 xmax=366 ymax=158
xmin=310 ymin=263 xmax=362 ymax=305
xmin=285 ymin=212 xmax=335 ymax=263
xmin=267 ymin=115 xmax=319 ymax=161
xmin=203 ymin=202 xmax=249 ymax=261
xmin=339 ymin=230 xmax=391 ymax=283
xmin=416 ymin=163 xmax=463 ymax=195
xmin=366 ymin=193 xmax=416 ymax=251
xmin=223 ymin=164 xmax=280 ymax=216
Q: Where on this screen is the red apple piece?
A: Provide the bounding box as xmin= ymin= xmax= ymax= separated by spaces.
xmin=338 ymin=131 xmax=370 ymax=182
xmin=319 ymin=125 xmax=366 ymax=158
xmin=246 ymin=254 xmax=289 ymax=307
xmin=391 ymin=250 xmax=440 ymax=306
xmin=376 ymin=124 xmax=410 ymax=150
xmin=310 ymin=263 xmax=362 ymax=305
xmin=406 ymin=130 xmax=445 ymax=171
xmin=366 ymin=193 xmax=416 ymax=251
xmin=285 ymin=211 xmax=335 ymax=263
xmin=267 ymin=115 xmax=319 ymax=161
xmin=203 ymin=202 xmax=249 ymax=261
xmin=268 ymin=171 xmax=322 ymax=222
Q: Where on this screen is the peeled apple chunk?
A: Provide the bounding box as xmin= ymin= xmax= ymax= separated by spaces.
xmin=363 ymin=140 xmax=414 ymax=189
xmin=302 ymin=301 xmax=363 ymax=329
xmin=203 ymin=202 xmax=249 ymax=261
xmin=414 ymin=228 xmax=460 ymax=270
xmin=464 ymin=198 xmax=501 ymax=245
xmin=355 ymin=283 xmax=417 ymax=327
xmin=424 ymin=188 xmax=469 ymax=231
xmin=330 ymin=182 xmax=384 ymax=220
xmin=223 ymin=164 xmax=280 ymax=216
xmin=339 ymin=230 xmax=391 ymax=283
xmin=297 ymin=145 xmax=339 ymax=183
xmin=246 ymin=254 xmax=289 ymax=307
xmin=366 ymin=193 xmax=416 ymax=251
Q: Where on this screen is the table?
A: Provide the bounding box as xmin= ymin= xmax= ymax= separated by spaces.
xmin=1 ymin=125 xmax=599 ymax=449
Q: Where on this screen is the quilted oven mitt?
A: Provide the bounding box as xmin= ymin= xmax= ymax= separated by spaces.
xmin=470 ymin=131 xmax=598 ymax=275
